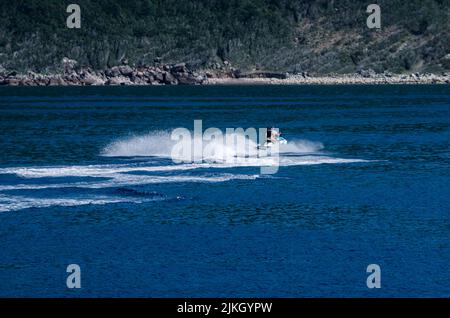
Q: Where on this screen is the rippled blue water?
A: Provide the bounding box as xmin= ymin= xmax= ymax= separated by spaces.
xmin=0 ymin=85 xmax=449 ymax=297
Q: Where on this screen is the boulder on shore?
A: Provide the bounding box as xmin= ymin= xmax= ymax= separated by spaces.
xmin=62 ymin=57 xmax=77 ymax=73
xmin=106 ymin=76 xmax=133 ymax=86
xmin=163 ymin=72 xmax=178 ymax=85
xmin=119 ymin=65 xmax=134 ymax=76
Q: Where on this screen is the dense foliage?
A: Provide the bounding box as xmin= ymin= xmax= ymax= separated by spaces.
xmin=0 ymin=0 xmax=449 ymax=73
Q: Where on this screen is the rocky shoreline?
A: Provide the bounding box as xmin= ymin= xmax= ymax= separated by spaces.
xmin=207 ymin=72 xmax=450 ymax=85
xmin=0 ymin=60 xmax=449 ymax=86
xmin=0 ymin=60 xmax=206 ymax=86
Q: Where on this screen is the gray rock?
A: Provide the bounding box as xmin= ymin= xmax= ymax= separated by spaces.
xmin=62 ymin=57 xmax=77 ymax=73
xmin=49 ymin=77 xmax=67 ymax=86
xmin=81 ymin=76 xmax=96 ymax=85
xmin=171 ymin=63 xmax=187 ymax=73
xmin=163 ymin=72 xmax=178 ymax=85
xmin=153 ymin=71 xmax=164 ymax=83
xmin=106 ymin=66 xmax=121 ymax=77
xmin=5 ymin=78 xmax=20 ymax=86
xmin=119 ymin=65 xmax=134 ymax=76
xmin=27 ymin=71 xmax=38 ymax=79
xmin=142 ymin=69 xmax=154 ymax=79
xmin=85 ymin=74 xmax=105 ymax=85
xmin=35 ymin=77 xmax=49 ymax=86
xmin=64 ymin=71 xmax=80 ymax=84
xmin=106 ymin=76 xmax=133 ymax=86
xmin=176 ymin=73 xmax=200 ymax=85
xmin=130 ymin=76 xmax=147 ymax=85
xmin=357 ymin=68 xmax=376 ymax=78
xmin=20 ymin=77 xmax=36 ymax=86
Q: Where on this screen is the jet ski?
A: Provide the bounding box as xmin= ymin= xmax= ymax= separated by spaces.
xmin=258 ymin=136 xmax=287 ymax=150
xmin=257 ymin=127 xmax=286 ymax=150
xmin=276 ymin=136 xmax=287 ymax=144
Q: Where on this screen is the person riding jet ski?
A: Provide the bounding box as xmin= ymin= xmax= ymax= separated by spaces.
xmin=265 ymin=127 xmax=287 ymax=146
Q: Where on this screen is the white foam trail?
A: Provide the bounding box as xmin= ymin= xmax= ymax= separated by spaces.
xmin=0 ymin=194 xmax=160 ymax=213
xmin=279 ymin=140 xmax=324 ymax=153
xmin=279 ymin=156 xmax=368 ymax=166
xmin=0 ymin=173 xmax=260 ymax=191
xmin=0 ymin=171 xmax=260 ymax=212
xmin=0 ymin=163 xmax=202 ymax=178
xmin=0 ymin=154 xmax=367 ymax=180
xmin=0 ymin=155 xmax=367 ymax=194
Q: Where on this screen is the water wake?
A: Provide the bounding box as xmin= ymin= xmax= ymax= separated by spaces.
xmin=0 ymin=131 xmax=368 ymax=212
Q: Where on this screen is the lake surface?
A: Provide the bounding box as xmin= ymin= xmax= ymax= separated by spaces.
xmin=0 ymin=85 xmax=449 ymax=297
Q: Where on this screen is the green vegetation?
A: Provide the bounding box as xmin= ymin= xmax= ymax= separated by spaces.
xmin=0 ymin=0 xmax=449 ymax=74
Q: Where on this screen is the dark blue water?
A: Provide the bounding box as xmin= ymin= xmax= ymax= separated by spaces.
xmin=0 ymin=85 xmax=449 ymax=297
